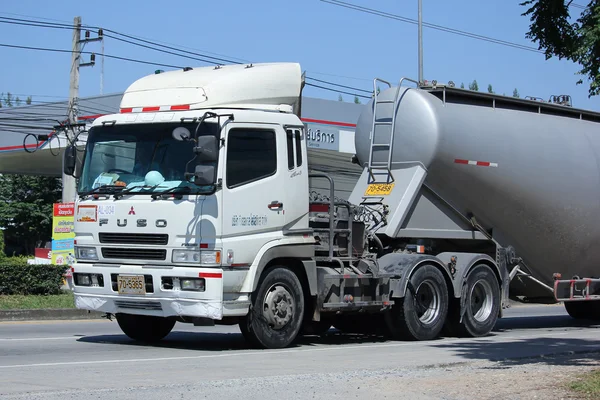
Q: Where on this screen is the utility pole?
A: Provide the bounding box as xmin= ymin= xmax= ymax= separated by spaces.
xmin=62 ymin=17 xmax=101 ymax=203
xmin=418 ymin=0 xmax=423 ymax=84
xmin=62 ymin=16 xmax=82 ymax=204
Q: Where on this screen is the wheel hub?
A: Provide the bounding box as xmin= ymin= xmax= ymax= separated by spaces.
xmin=470 ymin=279 xmax=494 ymax=323
xmin=414 ymin=280 xmax=441 ymax=325
xmin=263 ymin=285 xmax=294 ymax=329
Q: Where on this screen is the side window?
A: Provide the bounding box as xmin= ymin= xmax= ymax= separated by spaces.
xmin=286 ymin=130 xmax=294 ymax=170
xmin=294 ymin=130 xmax=303 ymax=167
xmin=285 ymin=128 xmax=304 ymax=169
xmin=227 ymin=129 xmax=277 ymax=188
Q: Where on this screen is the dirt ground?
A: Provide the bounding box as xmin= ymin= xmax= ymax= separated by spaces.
xmin=365 ymin=352 xmax=600 ymax=399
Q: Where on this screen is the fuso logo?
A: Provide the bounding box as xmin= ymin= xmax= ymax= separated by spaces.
xmin=128 ymin=207 xmax=136 ymax=215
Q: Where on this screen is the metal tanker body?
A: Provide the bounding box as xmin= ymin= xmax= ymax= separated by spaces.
xmin=350 ymin=78 xmax=600 ymax=312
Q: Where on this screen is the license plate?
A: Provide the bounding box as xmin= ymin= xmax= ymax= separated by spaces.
xmin=117 ymin=275 xmax=146 ymax=295
xmin=364 ymin=183 xmax=395 ymax=196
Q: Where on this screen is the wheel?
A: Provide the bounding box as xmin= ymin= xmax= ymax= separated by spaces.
xmin=239 ymin=267 xmax=305 ymax=349
xmin=115 ymin=313 xmax=175 ymax=342
xmin=444 ymin=264 xmax=500 ymax=337
xmin=385 ymin=264 xmax=449 ymax=341
xmin=564 ymin=300 xmax=598 ymax=319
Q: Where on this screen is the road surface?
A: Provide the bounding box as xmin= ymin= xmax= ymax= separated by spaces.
xmin=0 ymin=303 xmax=599 ymax=399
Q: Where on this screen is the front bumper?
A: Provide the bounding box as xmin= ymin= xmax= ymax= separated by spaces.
xmin=71 ymin=263 xmax=250 ymax=319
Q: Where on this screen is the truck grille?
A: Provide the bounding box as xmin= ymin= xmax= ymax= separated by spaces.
xmin=99 ymin=233 xmax=168 ymax=245
xmin=101 ymin=247 xmax=167 ymax=260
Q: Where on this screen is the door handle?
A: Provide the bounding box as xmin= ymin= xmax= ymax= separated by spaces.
xmin=268 ymin=201 xmax=283 ymax=210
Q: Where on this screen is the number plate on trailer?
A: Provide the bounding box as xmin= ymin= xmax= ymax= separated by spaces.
xmin=364 ymin=183 xmax=395 ymax=196
xmin=117 ymin=275 xmax=146 ymax=295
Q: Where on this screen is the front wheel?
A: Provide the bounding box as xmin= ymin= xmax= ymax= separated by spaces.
xmin=239 ymin=267 xmax=305 ymax=349
xmin=385 ymin=264 xmax=449 ymax=341
xmin=115 ymin=313 xmax=175 ymax=342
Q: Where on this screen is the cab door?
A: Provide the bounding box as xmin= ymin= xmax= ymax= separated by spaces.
xmin=221 ymin=123 xmax=288 ymax=264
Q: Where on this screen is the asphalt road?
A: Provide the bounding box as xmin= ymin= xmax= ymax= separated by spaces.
xmin=0 ymin=303 xmax=599 ymax=399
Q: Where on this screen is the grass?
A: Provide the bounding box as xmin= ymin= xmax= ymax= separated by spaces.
xmin=0 ymin=292 xmax=75 ymax=310
xmin=569 ymin=369 xmax=600 ymax=398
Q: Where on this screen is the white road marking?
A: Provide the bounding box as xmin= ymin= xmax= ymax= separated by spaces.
xmin=0 ymin=336 xmax=79 ymax=342
xmin=0 ymin=327 xmax=597 ymax=369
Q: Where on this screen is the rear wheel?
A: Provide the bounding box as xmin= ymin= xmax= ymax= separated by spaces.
xmin=385 ymin=264 xmax=449 ymax=341
xmin=115 ymin=313 xmax=175 ymax=342
xmin=239 ymin=267 xmax=305 ymax=349
xmin=564 ymin=300 xmax=600 ymax=319
xmin=445 ymin=264 xmax=500 ymax=337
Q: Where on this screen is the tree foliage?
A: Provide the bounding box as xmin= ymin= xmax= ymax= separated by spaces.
xmin=469 ymin=80 xmax=479 ymax=91
xmin=487 ymin=84 xmax=495 ymax=94
xmin=521 ymin=0 xmax=600 ymax=97
xmin=0 ymin=175 xmax=62 ymax=255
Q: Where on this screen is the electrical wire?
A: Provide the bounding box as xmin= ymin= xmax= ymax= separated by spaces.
xmin=305 ymin=82 xmax=371 ymax=99
xmin=0 ymin=15 xmax=373 ymax=97
xmin=0 ymin=43 xmax=184 ymax=69
xmin=306 ymin=76 xmax=373 ymax=94
xmin=321 ymin=0 xmax=545 ymax=54
xmin=0 ymin=16 xmax=242 ymax=65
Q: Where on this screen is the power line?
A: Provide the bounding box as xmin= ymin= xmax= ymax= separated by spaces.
xmin=321 ymin=0 xmax=544 ymax=54
xmin=101 ymin=32 xmax=225 ymax=66
xmin=0 ymin=16 xmax=242 ymax=65
xmin=305 ymin=82 xmax=371 ymax=99
xmin=305 ymin=77 xmax=372 ymax=94
xmin=0 ymin=42 xmax=184 ymax=69
xmin=0 ymin=14 xmax=375 ymax=100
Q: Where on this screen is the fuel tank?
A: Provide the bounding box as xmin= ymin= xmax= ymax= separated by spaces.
xmin=354 ymin=84 xmax=600 ymax=288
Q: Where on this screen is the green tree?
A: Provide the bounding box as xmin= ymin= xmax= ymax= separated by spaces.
xmin=513 ymin=88 xmax=520 ymax=98
xmin=521 ymin=0 xmax=600 ymax=97
xmin=460 ymin=82 xmax=465 ymax=89
xmin=487 ymin=84 xmax=495 ymax=94
xmin=26 ymin=96 xmax=32 ymax=105
xmin=0 ymin=174 xmax=62 ymax=255
xmin=3 ymin=92 xmax=13 ymax=107
xmin=15 ymin=97 xmax=21 ymax=106
xmin=338 ymin=94 xmax=343 ymax=101
xmin=354 ymin=96 xmax=361 ymax=104
xmin=469 ymin=80 xmax=479 ymax=91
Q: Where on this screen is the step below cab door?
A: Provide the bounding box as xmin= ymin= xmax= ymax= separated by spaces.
xmin=221 ymin=123 xmax=288 ymax=265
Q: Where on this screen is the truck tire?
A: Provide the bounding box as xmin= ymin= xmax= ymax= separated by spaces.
xmin=239 ymin=266 xmax=305 ymax=349
xmin=115 ymin=313 xmax=175 ymax=342
xmin=564 ymin=301 xmax=593 ymax=319
xmin=445 ymin=264 xmax=500 ymax=337
xmin=385 ymin=264 xmax=449 ymax=341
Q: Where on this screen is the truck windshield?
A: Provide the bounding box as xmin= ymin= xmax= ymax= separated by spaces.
xmin=78 ymin=121 xmax=219 ymax=195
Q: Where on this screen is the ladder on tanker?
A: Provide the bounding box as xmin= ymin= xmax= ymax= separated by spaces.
xmin=367 ymin=77 xmax=420 ymax=184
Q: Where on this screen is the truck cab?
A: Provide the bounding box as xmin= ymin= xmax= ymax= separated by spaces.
xmin=69 ymin=63 xmax=318 ymax=346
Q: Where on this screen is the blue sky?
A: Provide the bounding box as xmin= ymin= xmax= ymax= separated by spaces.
xmin=1 ymin=0 xmax=598 ymax=111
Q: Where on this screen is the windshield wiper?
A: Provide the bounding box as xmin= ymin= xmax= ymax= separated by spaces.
xmin=151 ymin=186 xmax=192 ymax=200
xmin=113 ymin=184 xmax=163 ymax=199
xmin=79 ymin=184 xmax=125 ymax=198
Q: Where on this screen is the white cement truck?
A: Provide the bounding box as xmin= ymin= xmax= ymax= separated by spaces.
xmin=65 ymin=62 xmax=600 ymax=349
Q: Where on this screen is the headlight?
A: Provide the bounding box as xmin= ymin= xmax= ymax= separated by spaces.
xmin=171 ymin=249 xmax=221 ymax=265
xmin=75 ymin=246 xmax=98 ymax=260
xmin=180 ymin=278 xmax=205 ymax=291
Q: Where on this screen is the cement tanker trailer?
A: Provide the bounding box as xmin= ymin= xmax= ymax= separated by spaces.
xmin=348 ymin=77 xmax=600 ymax=325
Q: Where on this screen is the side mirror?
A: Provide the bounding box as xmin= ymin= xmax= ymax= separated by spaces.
xmin=194 ymin=136 xmax=218 ymax=163
xmin=192 ymin=165 xmax=216 ymax=186
xmin=63 ymin=145 xmax=77 ymax=176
